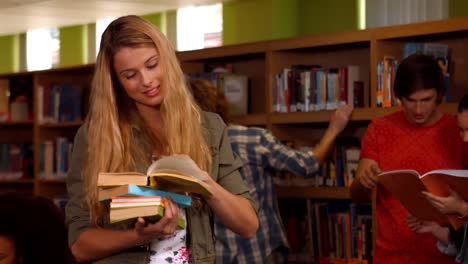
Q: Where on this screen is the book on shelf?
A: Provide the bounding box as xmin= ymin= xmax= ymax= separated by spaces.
xmin=39 ymin=138 xmax=72 ymax=180
xmin=0 ymin=143 xmax=33 ymax=180
xmin=378 ymin=169 xmax=468 ymax=229
xmin=8 ymin=77 xmax=32 ymax=121
xmin=217 ymin=73 xmax=248 ymax=116
xmin=37 ymin=83 xmax=83 ymax=124
xmin=98 ymin=155 xmax=212 ymax=198
xmin=0 ymin=79 xmax=9 ymax=122
xmin=108 ymin=196 xmax=186 ymax=228
xmin=279 ymin=199 xmax=372 ymax=263
xmin=98 ymin=184 xmax=192 ymax=208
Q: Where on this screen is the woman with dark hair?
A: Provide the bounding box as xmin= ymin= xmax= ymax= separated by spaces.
xmin=407 ymin=93 xmax=468 ymax=263
xmin=0 ymin=194 xmax=74 ymax=264
xmin=458 ymin=94 xmax=468 ymax=142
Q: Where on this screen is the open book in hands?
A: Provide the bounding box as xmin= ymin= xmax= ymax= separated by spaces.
xmin=378 ymin=169 xmax=468 ymax=229
xmin=98 ymin=155 xmax=213 ymax=198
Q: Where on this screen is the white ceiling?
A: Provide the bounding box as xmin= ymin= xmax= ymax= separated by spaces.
xmin=0 ymin=0 xmax=226 ymax=36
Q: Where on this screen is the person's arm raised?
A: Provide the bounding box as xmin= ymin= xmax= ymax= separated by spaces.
xmin=313 ymin=105 xmax=353 ymax=164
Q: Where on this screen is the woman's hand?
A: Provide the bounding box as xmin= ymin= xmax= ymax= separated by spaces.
xmin=406 ymin=214 xmax=440 ymax=234
xmin=422 ymin=187 xmax=468 ymax=216
xmin=133 ymin=197 xmax=181 ymax=243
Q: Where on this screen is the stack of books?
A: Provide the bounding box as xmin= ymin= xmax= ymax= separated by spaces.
xmin=98 ymin=155 xmax=212 ymax=226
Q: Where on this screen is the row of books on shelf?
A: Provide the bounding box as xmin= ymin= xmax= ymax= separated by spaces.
xmin=274 ymin=138 xmax=361 ymax=187
xmin=39 ymin=137 xmax=73 ymax=180
xmin=0 ymin=78 xmax=33 ymax=122
xmin=188 ymin=72 xmax=249 ymax=116
xmin=376 ymin=57 xmax=399 ymax=108
xmin=281 ymin=199 xmax=372 ymax=264
xmin=37 ymin=83 xmax=84 ymax=124
xmin=272 ymin=65 xmax=367 ymax=114
xmin=0 ymin=143 xmax=33 ymax=180
xmin=377 ymin=42 xmax=451 ymax=108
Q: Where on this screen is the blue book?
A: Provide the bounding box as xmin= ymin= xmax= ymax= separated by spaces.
xmin=98 ymin=184 xmax=191 ymax=208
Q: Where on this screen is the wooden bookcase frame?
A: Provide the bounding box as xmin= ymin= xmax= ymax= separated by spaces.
xmin=1 ymin=17 xmax=467 ymax=262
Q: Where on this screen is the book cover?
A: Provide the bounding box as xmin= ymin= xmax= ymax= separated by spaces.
xmin=110 ymin=204 xmax=186 ymax=229
xmin=110 ymin=196 xmax=163 ymax=209
xmin=378 ymin=169 xmax=468 ymax=228
xmin=98 ymin=155 xmax=212 ymax=197
xmin=0 ymin=78 xmax=9 ymax=122
xmin=217 ymin=73 xmax=248 ymax=115
xmin=98 ymin=184 xmax=192 ymax=208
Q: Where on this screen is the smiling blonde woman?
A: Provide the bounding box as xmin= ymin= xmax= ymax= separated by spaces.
xmin=65 ymin=15 xmax=258 ymax=264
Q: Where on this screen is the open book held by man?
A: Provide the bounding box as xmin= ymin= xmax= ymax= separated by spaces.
xmin=98 ymin=154 xmax=213 ymax=198
xmin=378 ymin=169 xmax=468 ymax=229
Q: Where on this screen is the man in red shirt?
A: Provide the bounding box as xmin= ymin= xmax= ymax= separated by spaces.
xmin=350 ymin=54 xmax=466 ymax=263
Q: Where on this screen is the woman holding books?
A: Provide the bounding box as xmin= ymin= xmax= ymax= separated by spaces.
xmin=407 ymin=93 xmax=468 ymax=263
xmin=65 ymin=15 xmax=258 ymax=264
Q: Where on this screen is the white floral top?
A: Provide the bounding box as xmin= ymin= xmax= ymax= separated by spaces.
xmin=148 ymin=209 xmax=191 ymax=264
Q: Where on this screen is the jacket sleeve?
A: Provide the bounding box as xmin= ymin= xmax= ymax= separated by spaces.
xmin=65 ymin=125 xmax=92 ymax=247
xmin=206 ymin=112 xmax=257 ymax=212
xmin=260 ymin=128 xmax=319 ymax=178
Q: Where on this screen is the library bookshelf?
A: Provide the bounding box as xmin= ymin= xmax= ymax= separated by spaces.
xmin=0 ymin=17 xmax=467 ymax=263
xmin=177 ymin=17 xmax=468 ymax=263
xmin=0 ymin=64 xmax=93 ymax=199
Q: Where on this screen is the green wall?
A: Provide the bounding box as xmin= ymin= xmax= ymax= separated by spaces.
xmin=59 ymin=25 xmax=88 ymax=67
xmin=272 ymin=0 xmax=299 ymax=39
xmin=223 ymin=0 xmax=359 ymax=45
xmin=1 ymin=0 xmax=467 ymax=73
xmin=0 ymin=35 xmax=19 ymax=73
xmin=223 ymin=0 xmax=273 ymax=45
xmin=298 ymin=0 xmax=359 ymax=35
xmin=143 ymin=13 xmax=167 ymax=35
xmin=449 ymin=0 xmax=468 ymax=18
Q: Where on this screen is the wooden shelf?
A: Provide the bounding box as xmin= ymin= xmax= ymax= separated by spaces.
xmin=37 ymin=178 xmax=66 ymax=184
xmin=275 ymin=185 xmax=350 ymax=199
xmin=270 ymin=111 xmax=334 ymax=124
xmin=178 ymin=41 xmax=268 ymax=61
xmin=269 ymin=107 xmax=390 ymax=124
xmin=39 ymin=121 xmax=83 ymax=128
xmin=268 ymin=103 xmax=458 ymax=124
xmin=0 ymin=120 xmax=33 ymax=126
xmin=270 ymin=29 xmax=372 ymax=51
xmin=230 ymin=113 xmax=267 ymax=126
xmin=0 ymin=179 xmax=34 ymax=184
xmin=374 ymin=17 xmax=468 ymax=40
xmin=439 ymin=103 xmax=458 ymax=114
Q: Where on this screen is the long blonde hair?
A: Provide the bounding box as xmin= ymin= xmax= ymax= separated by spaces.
xmin=84 ymin=15 xmax=212 ymax=223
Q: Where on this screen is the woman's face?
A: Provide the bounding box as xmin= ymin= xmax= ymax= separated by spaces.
xmin=458 ymin=110 xmax=468 ymax=142
xmin=113 ymin=46 xmax=164 ymax=112
xmin=0 ymin=236 xmax=16 ymax=264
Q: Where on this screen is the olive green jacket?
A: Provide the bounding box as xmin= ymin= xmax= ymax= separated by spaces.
xmin=65 ymin=112 xmax=255 ymax=264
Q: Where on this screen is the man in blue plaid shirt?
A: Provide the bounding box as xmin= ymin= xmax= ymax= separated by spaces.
xmin=190 ymin=79 xmax=353 ymax=264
